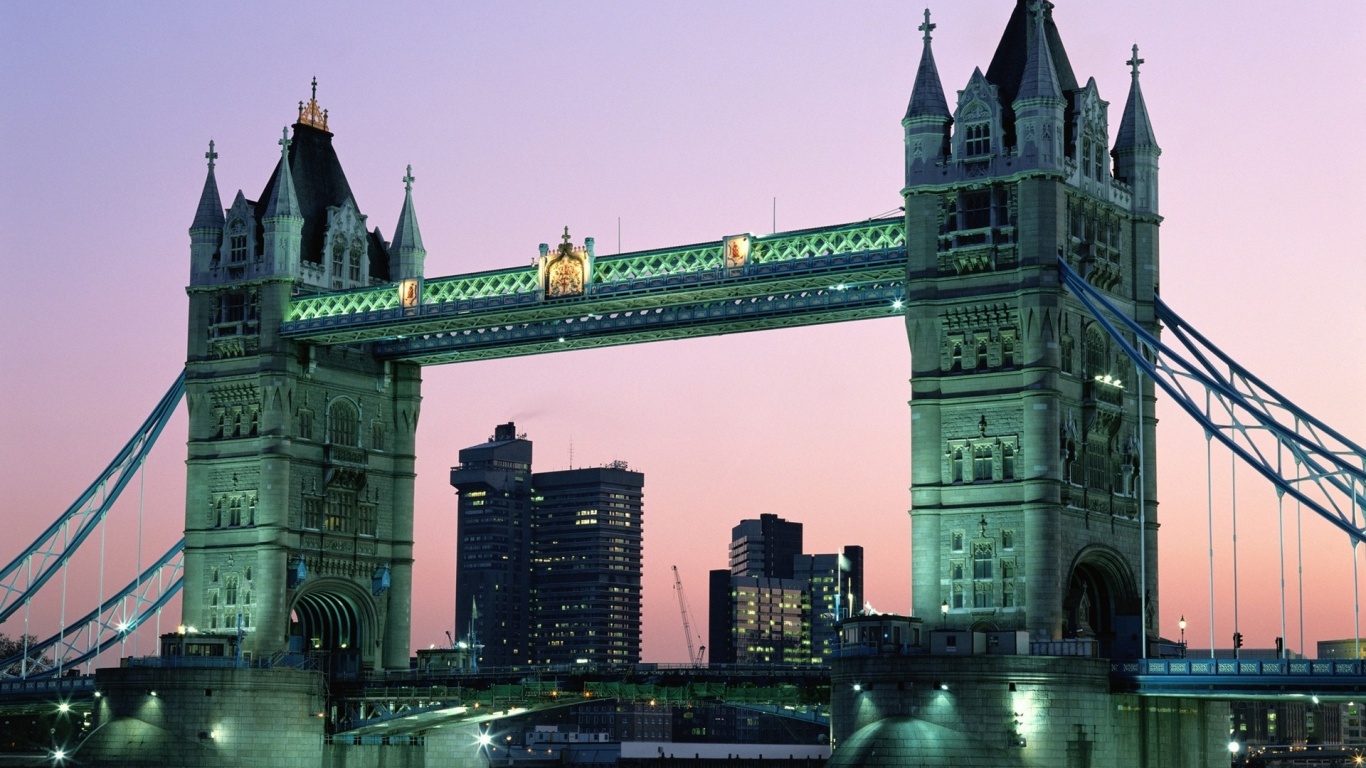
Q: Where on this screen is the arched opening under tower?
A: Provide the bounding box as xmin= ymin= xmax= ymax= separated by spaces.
xmin=289 ymin=578 xmax=378 ymax=674
xmin=1063 ymin=547 xmax=1139 ymax=658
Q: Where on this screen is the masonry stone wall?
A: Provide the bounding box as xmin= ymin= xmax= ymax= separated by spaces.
xmin=80 ymin=666 xmax=326 ymax=767
xmin=829 ymin=654 xmax=1228 ymax=768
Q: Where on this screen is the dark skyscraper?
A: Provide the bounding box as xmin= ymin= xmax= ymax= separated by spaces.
xmin=451 ymin=423 xmax=644 ymax=667
xmin=450 ymin=423 xmax=534 ymax=667
xmin=531 ymin=464 xmax=645 ymax=665
xmin=729 ymin=513 xmax=802 ymax=579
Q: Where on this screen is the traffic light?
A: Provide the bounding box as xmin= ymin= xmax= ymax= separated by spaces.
xmin=1233 ymin=632 xmax=1244 ymax=650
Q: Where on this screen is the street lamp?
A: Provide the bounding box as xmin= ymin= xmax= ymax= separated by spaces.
xmin=1179 ymin=615 xmax=1186 ymax=651
xmin=941 ymin=600 xmax=949 ymax=628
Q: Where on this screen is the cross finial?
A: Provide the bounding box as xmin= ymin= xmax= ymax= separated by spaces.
xmin=279 ymin=126 xmax=291 ymax=157
xmin=311 ymin=76 xmax=317 ymax=102
xmin=205 ymin=140 xmax=218 ymax=171
xmin=403 ymin=164 xmax=415 ymax=192
xmin=561 ymin=226 xmax=572 ymax=247
xmin=1128 ymin=44 xmax=1144 ymax=78
xmin=919 ymin=8 xmax=935 ymax=44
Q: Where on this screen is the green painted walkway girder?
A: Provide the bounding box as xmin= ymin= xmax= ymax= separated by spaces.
xmin=280 ymin=218 xmax=907 ymax=363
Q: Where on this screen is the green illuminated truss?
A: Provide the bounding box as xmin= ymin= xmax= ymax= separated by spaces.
xmin=282 ymin=218 xmax=907 ymax=363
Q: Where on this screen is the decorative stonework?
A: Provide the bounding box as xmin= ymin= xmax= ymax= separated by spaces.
xmin=321 ymin=199 xmax=370 ymax=291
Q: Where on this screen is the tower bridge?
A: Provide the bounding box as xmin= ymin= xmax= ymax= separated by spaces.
xmin=3 ymin=1 xmax=1365 ymax=766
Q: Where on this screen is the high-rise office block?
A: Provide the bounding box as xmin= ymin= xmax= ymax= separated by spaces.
xmin=707 ymin=569 xmax=736 ymax=665
xmin=450 ymin=422 xmax=534 ymax=667
xmin=712 ymin=514 xmax=861 ymax=664
xmin=531 ymin=464 xmax=645 ymax=665
xmin=729 ymin=513 xmax=802 ymax=579
xmin=451 ymin=423 xmax=644 ymax=667
xmin=732 ymin=576 xmax=809 ymax=664
xmin=794 ymin=546 xmax=863 ymax=662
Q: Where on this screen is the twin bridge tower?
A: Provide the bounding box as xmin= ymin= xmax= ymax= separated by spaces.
xmin=181 ymin=0 xmax=1159 ymax=675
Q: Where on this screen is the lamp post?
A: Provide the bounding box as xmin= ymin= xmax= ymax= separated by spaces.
xmin=1179 ymin=614 xmax=1187 ymax=654
xmin=941 ymin=600 xmax=949 ymax=629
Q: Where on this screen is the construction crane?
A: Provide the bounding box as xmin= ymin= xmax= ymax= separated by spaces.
xmin=671 ymin=565 xmax=706 ymax=666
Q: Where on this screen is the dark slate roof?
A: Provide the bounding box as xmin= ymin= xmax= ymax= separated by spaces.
xmin=1014 ymin=6 xmax=1063 ymax=102
xmin=905 ymin=36 xmax=950 ymax=120
xmin=391 ymin=182 xmax=425 ymax=255
xmin=1115 ymin=74 xmax=1158 ymax=150
xmin=263 ymin=138 xmax=301 ymax=220
xmin=254 ymin=122 xmax=391 ymax=280
xmin=984 ymin=0 xmax=1080 ymax=147
xmin=191 ymin=165 xmax=225 ymax=231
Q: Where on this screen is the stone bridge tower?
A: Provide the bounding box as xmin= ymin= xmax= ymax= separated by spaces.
xmin=902 ymin=1 xmax=1161 ymax=653
xmin=181 ymin=86 xmax=425 ymax=671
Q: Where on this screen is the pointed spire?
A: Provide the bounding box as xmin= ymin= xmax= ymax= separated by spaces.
xmin=264 ymin=127 xmax=301 ymax=219
xmin=1014 ymin=0 xmax=1062 ymax=103
xmin=1115 ymin=44 xmax=1158 ymax=149
xmin=191 ymin=139 xmax=225 ymax=231
xmin=390 ymin=164 xmax=426 ymax=280
xmin=391 ymin=165 xmax=425 ymax=254
xmin=905 ymin=8 xmax=950 ymax=120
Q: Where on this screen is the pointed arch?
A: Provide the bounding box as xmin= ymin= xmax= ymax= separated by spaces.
xmin=327 ymin=397 xmax=360 ymax=447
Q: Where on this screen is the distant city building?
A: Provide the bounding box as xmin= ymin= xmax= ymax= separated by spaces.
xmin=531 ymin=464 xmax=645 ymax=665
xmin=710 ymin=514 xmax=861 ymax=664
xmin=1317 ymin=638 xmax=1366 ymax=659
xmin=450 ymin=423 xmax=534 ymax=667
xmin=450 ymin=423 xmax=644 ymax=667
xmin=795 ymin=547 xmax=863 ymax=661
xmin=730 ymin=514 xmax=802 ymax=579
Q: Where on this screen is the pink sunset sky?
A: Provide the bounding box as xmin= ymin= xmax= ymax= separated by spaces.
xmin=1 ymin=1 xmax=1362 ymax=664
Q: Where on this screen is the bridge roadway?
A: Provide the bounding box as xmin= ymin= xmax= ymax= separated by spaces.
xmin=330 ymin=661 xmax=831 ymax=738
xmin=6 ymin=656 xmax=1366 ymax=737
xmin=279 ymin=217 xmax=908 ymax=364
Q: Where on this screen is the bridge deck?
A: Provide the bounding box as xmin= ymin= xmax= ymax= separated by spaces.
xmin=1111 ymin=657 xmax=1366 ymax=700
xmin=278 ymin=218 xmax=907 ymax=364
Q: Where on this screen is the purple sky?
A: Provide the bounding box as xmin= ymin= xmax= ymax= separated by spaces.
xmin=2 ymin=1 xmax=1363 ymax=664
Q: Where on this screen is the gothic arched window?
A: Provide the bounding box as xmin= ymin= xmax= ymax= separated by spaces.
xmin=1084 ymin=326 xmax=1109 ymax=379
xmin=973 ymin=445 xmax=993 ymax=482
xmin=328 ymin=399 xmax=359 ymax=447
xmin=964 ymin=121 xmax=991 ymax=157
xmin=973 ymin=543 xmax=994 ymax=580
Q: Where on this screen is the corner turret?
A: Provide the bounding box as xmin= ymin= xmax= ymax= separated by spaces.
xmin=903 ymin=9 xmax=952 ymax=185
xmin=389 ymin=165 xmax=426 ymax=281
xmin=1113 ymin=45 xmax=1160 ymax=215
xmin=189 ymin=141 xmax=225 ymax=284
xmin=263 ymin=127 xmax=304 ymax=275
xmin=1012 ymin=1 xmax=1066 ymax=167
